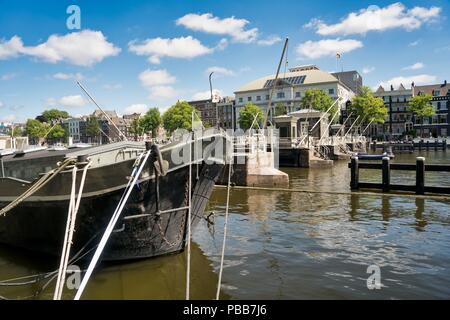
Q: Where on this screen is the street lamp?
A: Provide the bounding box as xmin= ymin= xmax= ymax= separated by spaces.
xmin=209 ymin=71 xmax=219 ymax=129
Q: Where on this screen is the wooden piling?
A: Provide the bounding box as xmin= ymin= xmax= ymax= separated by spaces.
xmin=382 ymin=157 xmax=390 ymax=192
xmin=416 ymin=157 xmax=425 ymax=195
xmin=350 ymin=157 xmax=359 ymax=190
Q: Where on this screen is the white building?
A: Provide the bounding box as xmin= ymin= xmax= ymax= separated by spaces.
xmin=63 ymin=118 xmax=83 ymax=143
xmin=234 ymin=65 xmax=356 ymax=127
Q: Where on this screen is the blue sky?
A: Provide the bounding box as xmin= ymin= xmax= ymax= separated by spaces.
xmin=0 ymin=0 xmax=449 ymax=123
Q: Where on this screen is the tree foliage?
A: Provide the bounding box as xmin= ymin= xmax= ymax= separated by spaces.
xmin=41 ymin=109 xmax=70 ymax=122
xmin=350 ymin=86 xmax=387 ymax=123
xmin=239 ymin=103 xmax=264 ymax=130
xmin=128 ymin=118 xmax=142 ymax=141
xmin=47 ymin=124 xmax=67 ymax=139
xmin=25 ymin=119 xmax=49 ymax=138
xmin=274 ymin=103 xmax=287 ymax=117
xmin=162 ymin=101 xmax=198 ymax=133
xmin=86 ymin=116 xmax=101 ymax=137
xmin=139 ymin=108 xmax=161 ymax=137
xmin=408 ymin=94 xmax=435 ymax=138
xmin=300 ymin=89 xmax=336 ymax=114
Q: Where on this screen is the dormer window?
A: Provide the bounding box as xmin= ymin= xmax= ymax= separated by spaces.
xmin=433 ymin=90 xmax=440 ymax=97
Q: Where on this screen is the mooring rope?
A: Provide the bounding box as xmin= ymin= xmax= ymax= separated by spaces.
xmin=74 ymin=150 xmax=150 ymax=300
xmin=54 ymin=160 xmax=91 ymax=300
xmin=216 ymin=145 xmax=233 ymax=300
xmin=0 ymin=158 xmax=76 ymax=216
xmin=186 ymin=132 xmax=193 ymax=300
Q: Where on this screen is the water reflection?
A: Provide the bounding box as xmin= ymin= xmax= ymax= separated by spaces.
xmin=0 ymin=242 xmax=226 ymax=300
xmin=202 ymin=152 xmax=450 ymax=299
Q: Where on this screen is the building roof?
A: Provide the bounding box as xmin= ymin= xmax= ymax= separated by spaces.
xmin=414 ymin=81 xmax=450 ymax=96
xmin=375 ymin=84 xmax=412 ymax=96
xmin=235 ymin=68 xmax=340 ymax=93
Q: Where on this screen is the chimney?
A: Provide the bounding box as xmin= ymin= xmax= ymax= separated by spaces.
xmin=411 ymin=81 xmax=415 ymax=88
xmin=390 ymin=85 xmax=394 ymax=91
xmin=443 ymin=80 xmax=447 ymax=87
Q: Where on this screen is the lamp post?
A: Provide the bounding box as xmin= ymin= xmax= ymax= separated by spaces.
xmin=209 ymin=72 xmax=219 ymax=129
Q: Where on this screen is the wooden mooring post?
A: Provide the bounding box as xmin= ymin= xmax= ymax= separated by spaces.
xmin=348 ymin=156 xmax=450 ymax=195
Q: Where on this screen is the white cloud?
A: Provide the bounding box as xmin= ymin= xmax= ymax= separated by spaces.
xmin=0 ymin=101 xmax=3 ymax=108
xmin=138 ymin=69 xmax=178 ymax=101
xmin=1 ymin=73 xmax=17 ymax=80
xmin=403 ymin=62 xmax=424 ymax=70
xmin=376 ymin=74 xmax=437 ymax=90
xmin=257 ymin=35 xmax=282 ymax=46
xmin=409 ymin=39 xmax=420 ymax=47
xmin=0 ymin=30 xmax=121 ymax=66
xmin=129 ymin=36 xmax=212 ymax=64
xmin=296 ymin=39 xmax=363 ymax=59
xmin=215 ymin=38 xmax=229 ymax=51
xmin=47 ymin=95 xmax=89 ymax=108
xmin=124 ymin=104 xmax=148 ymax=114
xmin=305 ymin=3 xmax=441 ymax=36
xmin=192 ymin=89 xmax=223 ymax=101
xmin=139 ymin=69 xmax=176 ymax=88
xmin=176 ymin=13 xmax=258 ymax=43
xmin=53 ymin=72 xmax=84 ymax=81
xmin=206 ymin=66 xmax=235 ymax=77
xmin=148 ymin=86 xmax=178 ymax=100
xmin=362 ymin=66 xmax=375 ymax=74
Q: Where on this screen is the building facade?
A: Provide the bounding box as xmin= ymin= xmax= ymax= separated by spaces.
xmin=413 ymin=81 xmax=450 ymax=138
xmin=187 ymin=97 xmax=235 ymax=129
xmin=234 ymin=65 xmax=356 ymax=128
xmin=62 ymin=118 xmax=83 ymax=143
xmin=373 ymin=84 xmax=414 ymax=139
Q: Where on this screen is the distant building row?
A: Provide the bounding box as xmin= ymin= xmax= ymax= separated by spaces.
xmin=188 ymin=64 xmax=449 ymax=138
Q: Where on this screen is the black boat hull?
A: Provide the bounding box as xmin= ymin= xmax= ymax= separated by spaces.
xmin=0 ymin=161 xmax=223 ymax=261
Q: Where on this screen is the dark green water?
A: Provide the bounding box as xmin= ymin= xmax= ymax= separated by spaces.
xmin=1 ymin=151 xmax=450 ymax=299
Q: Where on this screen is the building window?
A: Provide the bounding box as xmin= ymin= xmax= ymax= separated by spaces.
xmin=437 ymin=102 xmax=441 ymax=110
xmin=266 ymin=95 xmax=270 ymax=100
xmin=238 ymin=97 xmax=243 ymax=103
xmin=433 ymin=90 xmax=440 ymax=97
xmin=256 ymin=96 xmax=261 ymax=101
xmin=277 ymin=92 xmax=285 ymax=99
xmin=328 ymin=88 xmax=335 ymax=95
xmin=295 ymin=92 xmax=301 ymax=98
xmin=248 ymin=96 xmax=252 ymax=102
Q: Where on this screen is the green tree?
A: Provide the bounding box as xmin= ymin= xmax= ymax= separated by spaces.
xmin=25 ymin=119 xmax=48 ymax=138
xmin=41 ymin=109 xmax=70 ymax=122
xmin=350 ymin=86 xmax=387 ymax=124
xmin=86 ymin=116 xmax=101 ymax=143
xmin=162 ymin=101 xmax=198 ymax=134
xmin=239 ymin=103 xmax=264 ymax=130
xmin=408 ymin=94 xmax=435 ymax=138
xmin=139 ymin=108 xmax=161 ymax=137
xmin=128 ymin=118 xmax=142 ymax=141
xmin=300 ymin=89 xmax=336 ymax=115
xmin=47 ymin=124 xmax=67 ymax=140
xmin=274 ymin=102 xmax=287 ymax=117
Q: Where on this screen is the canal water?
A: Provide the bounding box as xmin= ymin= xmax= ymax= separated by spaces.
xmin=1 ymin=151 xmax=449 ymax=299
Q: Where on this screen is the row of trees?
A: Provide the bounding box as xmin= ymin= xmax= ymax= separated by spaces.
xmin=16 ymin=90 xmax=436 ymax=143
xmin=237 ymin=86 xmax=435 ymax=137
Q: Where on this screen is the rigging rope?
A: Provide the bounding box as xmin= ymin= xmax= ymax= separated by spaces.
xmin=53 ymin=160 xmax=91 ymax=300
xmin=74 ymin=150 xmax=150 ymax=300
xmin=186 ymin=132 xmax=193 ymax=300
xmin=0 ymin=157 xmax=76 ymax=217
xmin=215 ymin=140 xmax=233 ymax=300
